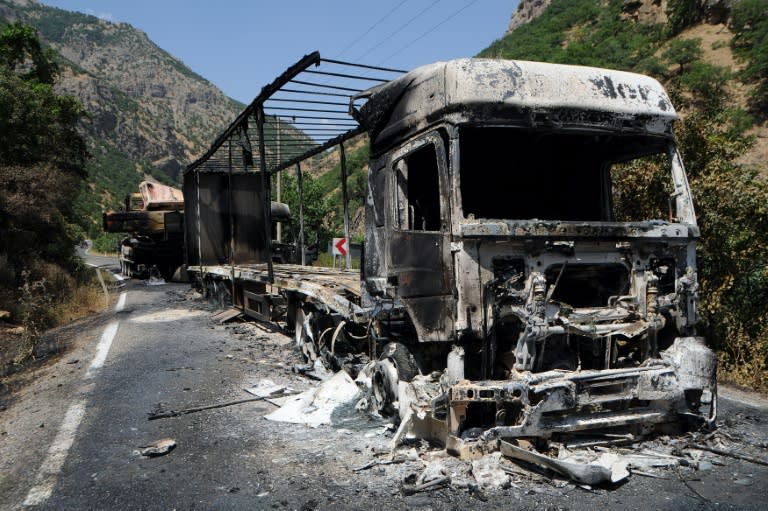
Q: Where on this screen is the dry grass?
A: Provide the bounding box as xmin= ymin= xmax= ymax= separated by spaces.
xmin=0 ymin=264 xmax=111 ymax=375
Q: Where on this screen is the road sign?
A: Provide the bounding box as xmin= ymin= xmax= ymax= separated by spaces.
xmin=332 ymin=237 xmax=348 ymax=256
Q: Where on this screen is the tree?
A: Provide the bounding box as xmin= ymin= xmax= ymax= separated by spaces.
xmin=0 ymin=22 xmax=59 ymax=84
xmin=667 ymin=0 xmax=705 ymax=35
xmin=730 ymin=0 xmax=768 ymax=119
xmin=0 ymin=23 xmax=88 ymax=332
xmin=662 ymin=38 xmax=703 ymax=75
xmin=279 ymin=172 xmax=333 ymax=250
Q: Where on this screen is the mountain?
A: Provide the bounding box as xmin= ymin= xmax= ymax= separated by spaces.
xmin=0 ymin=0 xmax=244 ymax=236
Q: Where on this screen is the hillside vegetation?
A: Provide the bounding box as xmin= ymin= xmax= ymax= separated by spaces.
xmin=0 ymin=22 xmax=104 ymax=369
xmin=480 ymin=0 xmax=768 ymax=388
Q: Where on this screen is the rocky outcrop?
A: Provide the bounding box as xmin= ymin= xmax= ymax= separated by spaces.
xmin=506 ymin=0 xmax=553 ymax=34
xmin=622 ymin=0 xmax=668 ymax=24
xmin=702 ymin=0 xmax=736 ymax=24
xmin=507 ymin=0 xmax=737 ymax=35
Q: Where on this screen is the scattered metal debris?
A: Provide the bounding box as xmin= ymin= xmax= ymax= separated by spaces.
xmin=500 ymin=441 xmax=624 ymax=486
xmin=688 ymin=443 xmax=768 ymax=466
xmin=147 ymin=396 xmax=268 ymax=420
xmin=351 ymin=455 xmax=410 ymax=472
xmin=471 ymin=452 xmax=511 ymax=490
xmin=244 ymin=379 xmax=294 ymax=398
xmin=211 ymin=307 xmax=244 ymax=324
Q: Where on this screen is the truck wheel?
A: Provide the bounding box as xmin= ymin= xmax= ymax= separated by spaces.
xmin=379 ymin=342 xmax=420 ymax=382
xmin=373 ymin=343 xmax=421 ymax=416
xmin=294 ymin=307 xmax=317 ymax=361
xmin=373 ymin=358 xmax=399 ymax=416
xmin=216 ymin=281 xmax=231 ymax=307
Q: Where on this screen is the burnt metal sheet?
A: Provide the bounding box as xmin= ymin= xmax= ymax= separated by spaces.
xmin=230 ymin=173 xmax=268 ymax=264
xmin=196 ymin=173 xmax=230 ymax=265
xmin=183 ymin=172 xmax=201 ymax=267
xmin=460 ymin=220 xmax=697 ymax=239
xmin=389 ymin=231 xmax=449 ymax=298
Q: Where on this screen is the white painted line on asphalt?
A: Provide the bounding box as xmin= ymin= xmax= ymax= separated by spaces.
xmin=84 ymin=321 xmax=119 ymax=379
xmin=22 ymin=401 xmax=86 ymax=506
xmin=113 ymin=272 xmax=125 ymax=281
xmin=23 ymin=292 xmax=129 ymax=506
xmin=116 ymin=291 xmax=127 ymax=312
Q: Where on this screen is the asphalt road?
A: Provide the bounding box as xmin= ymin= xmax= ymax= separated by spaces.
xmin=1 ymin=259 xmax=767 ymax=510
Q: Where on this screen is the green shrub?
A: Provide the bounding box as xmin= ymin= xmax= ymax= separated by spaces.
xmin=730 ymin=0 xmax=768 ymax=119
xmin=666 ymin=0 xmax=706 ymax=35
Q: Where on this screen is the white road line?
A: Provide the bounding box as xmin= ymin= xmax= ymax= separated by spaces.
xmin=116 ymin=291 xmax=127 ymax=312
xmin=22 ymin=401 xmax=86 ymax=506
xmin=23 ymin=292 xmax=128 ymax=507
xmin=84 ymin=321 xmax=119 ymax=378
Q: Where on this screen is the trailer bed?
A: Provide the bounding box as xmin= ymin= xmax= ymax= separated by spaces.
xmin=188 ymin=263 xmax=363 ymax=319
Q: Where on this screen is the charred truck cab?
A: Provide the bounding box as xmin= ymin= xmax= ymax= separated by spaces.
xmin=352 ymin=59 xmax=716 ymax=446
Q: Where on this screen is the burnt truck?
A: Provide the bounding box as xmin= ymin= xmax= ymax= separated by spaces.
xmin=353 ymin=58 xmax=716 ymax=447
xmin=103 ymin=180 xmax=185 ymax=279
xmin=184 ymin=54 xmax=716 ymax=450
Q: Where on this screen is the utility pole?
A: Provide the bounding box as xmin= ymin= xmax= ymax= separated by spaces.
xmin=276 ymin=117 xmax=282 ymax=243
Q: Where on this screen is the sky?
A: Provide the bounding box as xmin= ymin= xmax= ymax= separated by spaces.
xmin=39 ymin=0 xmax=519 ymax=104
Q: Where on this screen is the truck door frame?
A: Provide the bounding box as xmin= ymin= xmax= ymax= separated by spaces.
xmin=386 ymin=131 xmax=456 ymax=342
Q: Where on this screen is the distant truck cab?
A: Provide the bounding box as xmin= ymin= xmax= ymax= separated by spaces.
xmin=351 ymin=59 xmax=716 ymax=444
xmin=103 ymin=180 xmax=185 ymax=279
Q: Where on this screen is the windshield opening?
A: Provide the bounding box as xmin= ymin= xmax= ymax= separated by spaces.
xmin=458 ymin=126 xmax=673 ymax=222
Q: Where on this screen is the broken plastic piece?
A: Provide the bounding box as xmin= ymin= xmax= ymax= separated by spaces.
xmin=140 ymin=438 xmax=176 ymax=457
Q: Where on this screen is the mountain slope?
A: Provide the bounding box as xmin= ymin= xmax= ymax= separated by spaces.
xmin=0 ymin=0 xmax=243 ymax=235
xmin=484 ymin=0 xmax=766 ymax=175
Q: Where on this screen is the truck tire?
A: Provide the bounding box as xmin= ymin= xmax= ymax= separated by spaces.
xmin=373 ymin=343 xmax=421 ymax=416
xmin=373 ymin=358 xmax=399 ymax=416
xmin=379 ymin=342 xmax=419 ymax=382
xmin=294 ymin=307 xmax=317 ymax=361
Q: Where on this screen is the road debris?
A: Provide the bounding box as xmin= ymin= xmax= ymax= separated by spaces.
xmin=211 ymin=307 xmax=243 ymax=324
xmin=244 ymin=379 xmax=294 ymax=398
xmin=688 ymin=443 xmax=768 ymax=466
xmin=265 ymin=371 xmax=360 ymax=427
xmin=471 ymin=452 xmax=511 ymax=490
xmin=292 ymin=359 xmax=335 ymax=381
xmin=500 ymin=441 xmax=627 ymax=486
xmin=140 ymin=438 xmax=176 ymax=457
xmin=147 ymin=396 xmax=267 ymax=420
xmin=402 ymin=476 xmax=450 ymax=495
xmin=351 ymin=455 xmax=410 ymax=472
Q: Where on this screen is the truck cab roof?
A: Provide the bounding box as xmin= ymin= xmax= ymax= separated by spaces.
xmin=352 ymin=58 xmax=677 ymax=153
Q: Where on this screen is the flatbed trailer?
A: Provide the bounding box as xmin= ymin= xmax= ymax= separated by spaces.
xmin=191 ymin=263 xmax=361 ymax=320
xmin=184 ymin=52 xmax=717 ymax=454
